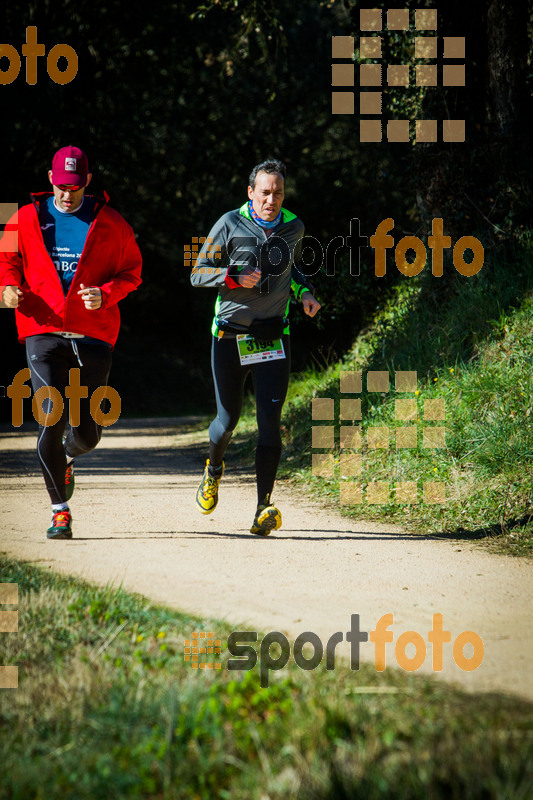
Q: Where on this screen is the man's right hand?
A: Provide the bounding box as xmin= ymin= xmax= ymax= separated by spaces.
xmin=1 ymin=286 xmax=23 ymax=308
xmin=237 ymin=268 xmax=261 ymax=288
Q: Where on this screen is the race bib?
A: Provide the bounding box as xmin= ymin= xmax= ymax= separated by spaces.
xmin=237 ymin=335 xmax=286 ymax=365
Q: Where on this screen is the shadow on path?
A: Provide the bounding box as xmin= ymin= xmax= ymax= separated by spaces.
xmin=2 ymin=417 xmax=529 ymax=546
xmin=0 ymin=416 xmax=251 ymax=479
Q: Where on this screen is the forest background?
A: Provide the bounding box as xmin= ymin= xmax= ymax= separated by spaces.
xmin=0 ymin=0 xmax=531 ymax=421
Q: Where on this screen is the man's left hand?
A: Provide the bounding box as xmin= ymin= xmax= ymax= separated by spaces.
xmin=301 ymin=292 xmax=321 ymax=318
xmin=78 ymin=284 xmax=103 ymax=310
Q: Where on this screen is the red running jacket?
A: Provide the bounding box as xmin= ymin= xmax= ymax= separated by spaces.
xmin=0 ymin=192 xmax=142 ymax=347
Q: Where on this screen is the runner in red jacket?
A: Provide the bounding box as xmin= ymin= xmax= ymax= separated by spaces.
xmin=0 ymin=146 xmax=142 ymax=539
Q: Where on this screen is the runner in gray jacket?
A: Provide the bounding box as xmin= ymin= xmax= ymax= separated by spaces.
xmin=191 ymin=159 xmax=320 ymax=535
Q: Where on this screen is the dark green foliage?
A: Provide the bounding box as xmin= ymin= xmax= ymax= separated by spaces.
xmin=2 ymin=1 xmax=529 ymax=416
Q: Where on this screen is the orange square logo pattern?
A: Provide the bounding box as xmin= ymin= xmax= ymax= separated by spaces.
xmin=0 ymin=583 xmax=18 ymax=689
xmin=311 ymin=371 xmax=446 ymax=504
xmin=332 ymin=9 xmax=465 ymax=143
xmin=184 ymin=631 xmax=223 ymax=670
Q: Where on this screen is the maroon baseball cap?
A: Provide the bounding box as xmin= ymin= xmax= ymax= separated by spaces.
xmin=50 ymin=146 xmax=89 ymax=187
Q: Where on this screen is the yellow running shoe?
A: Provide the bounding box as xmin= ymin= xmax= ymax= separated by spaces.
xmin=250 ymin=494 xmax=282 ymax=536
xmin=196 ymin=459 xmax=224 ymax=514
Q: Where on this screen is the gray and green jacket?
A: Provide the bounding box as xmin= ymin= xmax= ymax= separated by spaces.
xmin=190 ymin=203 xmax=314 ymax=337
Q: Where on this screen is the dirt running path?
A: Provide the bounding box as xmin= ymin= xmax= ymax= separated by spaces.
xmin=1 ymin=417 xmax=532 ymax=699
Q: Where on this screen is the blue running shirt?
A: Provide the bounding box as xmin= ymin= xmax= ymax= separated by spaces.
xmin=40 ymin=195 xmax=95 ymax=295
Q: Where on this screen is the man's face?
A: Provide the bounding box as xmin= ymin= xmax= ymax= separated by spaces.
xmin=247 ymin=171 xmax=285 ymax=221
xmin=48 ymin=170 xmax=92 ymax=212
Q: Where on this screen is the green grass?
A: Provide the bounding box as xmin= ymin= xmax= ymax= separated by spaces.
xmin=1 ymin=556 xmax=532 ymax=799
xmin=231 ymin=243 xmax=533 ymax=558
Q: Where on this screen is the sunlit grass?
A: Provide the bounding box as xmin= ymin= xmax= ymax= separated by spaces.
xmin=1 ymin=556 xmax=532 ymax=799
xmin=237 ymin=245 xmax=533 ymax=556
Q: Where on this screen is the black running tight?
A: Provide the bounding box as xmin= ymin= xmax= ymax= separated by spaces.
xmin=208 ymin=334 xmax=290 ymax=503
xmin=25 ymin=334 xmax=112 ymax=504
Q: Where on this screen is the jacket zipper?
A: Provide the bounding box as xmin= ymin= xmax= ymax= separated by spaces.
xmin=33 ymin=195 xmax=103 ymax=331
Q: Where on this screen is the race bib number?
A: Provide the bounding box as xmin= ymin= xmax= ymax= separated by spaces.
xmin=237 ymin=335 xmax=285 ymax=365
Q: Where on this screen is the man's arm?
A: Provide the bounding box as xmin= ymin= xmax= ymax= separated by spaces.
xmin=291 ymin=225 xmax=320 ymax=317
xmin=1 ymin=286 xmax=24 ymax=308
xmin=98 ymin=228 xmax=143 ymax=308
xmin=235 ymin=268 xmax=261 ymax=288
xmin=189 ymin=213 xmax=232 ymax=289
xmin=290 ymin=229 xmax=316 ymax=301
xmin=190 ymin=212 xmax=260 ymax=290
xmin=301 ymin=291 xmax=321 ymax=317
xmin=0 ymin=210 xmax=24 ymax=304
xmin=77 ymin=284 xmax=102 ymax=310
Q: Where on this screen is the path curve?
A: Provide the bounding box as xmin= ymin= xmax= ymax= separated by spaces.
xmin=1 ymin=417 xmax=531 ymax=699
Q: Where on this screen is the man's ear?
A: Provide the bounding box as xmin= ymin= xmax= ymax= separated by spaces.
xmin=247 ymin=185 xmax=253 ymax=201
xmin=85 ymin=173 xmax=93 ymax=188
xmin=48 ymin=170 xmax=54 ymax=186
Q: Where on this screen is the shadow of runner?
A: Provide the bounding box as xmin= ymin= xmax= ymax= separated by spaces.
xmin=7 ymin=416 xmax=527 ymax=546
xmin=0 ymin=416 xmax=255 ymax=480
